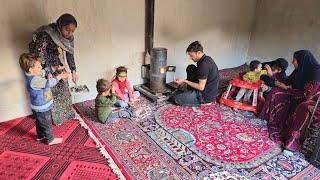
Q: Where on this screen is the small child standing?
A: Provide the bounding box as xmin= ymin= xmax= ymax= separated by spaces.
xmin=235 ymin=60 xmax=271 ymax=102
xmin=95 ymin=79 xmax=142 ymax=123
xmin=19 ymin=53 xmax=69 ymax=145
xmin=112 ymin=66 xmax=140 ymax=108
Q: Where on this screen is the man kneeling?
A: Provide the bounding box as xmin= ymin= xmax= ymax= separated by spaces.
xmin=172 ymin=41 xmax=219 ymax=106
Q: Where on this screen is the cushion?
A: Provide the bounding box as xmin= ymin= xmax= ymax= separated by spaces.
xmin=218 ymin=63 xmax=250 ymax=94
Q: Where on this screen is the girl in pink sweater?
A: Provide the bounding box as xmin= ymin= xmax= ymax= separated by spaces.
xmin=112 ymin=66 xmax=140 ymax=108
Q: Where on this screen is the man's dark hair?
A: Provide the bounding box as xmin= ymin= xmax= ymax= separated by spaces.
xmin=249 ymin=60 xmax=261 ymax=71
xmin=186 ymin=41 xmax=203 ymax=53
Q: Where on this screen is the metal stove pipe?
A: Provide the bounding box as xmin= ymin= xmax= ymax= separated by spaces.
xmin=145 ymin=0 xmax=154 ymax=54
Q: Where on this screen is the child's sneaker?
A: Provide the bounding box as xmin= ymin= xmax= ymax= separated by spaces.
xmin=48 ymin=138 xmax=63 ymax=145
xmin=36 ymin=137 xmax=45 ymax=141
xmin=202 ymin=102 xmax=213 ymax=106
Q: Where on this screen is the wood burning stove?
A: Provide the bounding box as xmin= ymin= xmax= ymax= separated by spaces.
xmin=150 ymin=48 xmax=168 ymax=92
xmin=134 ymin=48 xmax=177 ymax=102
xmin=135 ymin=0 xmax=178 ymax=102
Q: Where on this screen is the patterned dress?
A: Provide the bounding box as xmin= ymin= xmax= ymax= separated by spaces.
xmin=29 ymin=24 xmax=76 ymax=124
xmin=259 ymin=81 xmax=320 ymax=153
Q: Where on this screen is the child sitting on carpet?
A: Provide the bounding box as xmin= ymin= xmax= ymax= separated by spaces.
xmin=95 ymin=78 xmax=142 ymax=123
xmin=112 ymin=66 xmax=140 ymax=108
xmin=235 ymin=60 xmax=273 ymax=102
xmin=19 ymin=53 xmax=69 ymax=145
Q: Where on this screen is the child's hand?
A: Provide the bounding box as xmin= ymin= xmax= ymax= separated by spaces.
xmin=47 ymin=73 xmax=53 ymax=79
xmin=52 ymin=65 xmax=65 ymax=72
xmin=57 ymin=65 xmax=65 ymax=71
xmin=102 ymin=90 xmax=110 ymax=96
xmin=128 ymin=101 xmax=136 ymax=106
xmin=106 ymin=90 xmax=111 ymax=96
xmin=58 ymin=71 xmax=70 ymax=79
xmin=111 ymin=85 xmax=116 ymax=94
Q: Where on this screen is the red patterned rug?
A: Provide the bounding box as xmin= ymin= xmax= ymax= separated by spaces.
xmin=73 ymin=102 xmax=193 ymax=179
xmin=0 ymin=117 xmax=119 ymax=180
xmin=154 ymin=104 xmax=281 ymax=168
xmin=74 ymin=98 xmax=320 ymax=179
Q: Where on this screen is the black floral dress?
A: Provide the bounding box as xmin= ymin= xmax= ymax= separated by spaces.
xmin=29 ymin=25 xmax=76 ymax=124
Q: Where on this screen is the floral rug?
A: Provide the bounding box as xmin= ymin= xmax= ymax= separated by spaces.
xmin=154 ymin=103 xmax=280 ymax=168
xmin=74 ymin=98 xmax=320 ymax=179
xmin=0 ymin=117 xmax=121 ymax=180
xmin=73 ymin=102 xmax=193 ymax=180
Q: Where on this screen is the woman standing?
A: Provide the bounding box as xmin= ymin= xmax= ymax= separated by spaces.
xmin=259 ymin=50 xmax=320 ymax=154
xmin=29 ymin=13 xmax=78 ymax=125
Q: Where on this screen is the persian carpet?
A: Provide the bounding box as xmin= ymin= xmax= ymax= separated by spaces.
xmin=74 ymin=98 xmax=320 ymax=179
xmin=154 ymin=103 xmax=281 ymax=168
xmin=0 ymin=117 xmax=120 ymax=180
xmin=73 ymin=102 xmax=194 ymax=180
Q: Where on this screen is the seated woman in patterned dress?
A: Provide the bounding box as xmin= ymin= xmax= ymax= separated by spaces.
xmin=259 ymin=50 xmax=320 ymax=155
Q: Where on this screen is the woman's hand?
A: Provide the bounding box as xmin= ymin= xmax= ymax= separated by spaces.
xmin=275 ymin=81 xmax=290 ymax=90
xmin=72 ymin=71 xmax=78 ymax=84
xmin=265 ymin=64 xmax=273 ymax=76
xmin=275 ymin=81 xmax=283 ymax=87
xmin=265 ymin=64 xmax=271 ymax=70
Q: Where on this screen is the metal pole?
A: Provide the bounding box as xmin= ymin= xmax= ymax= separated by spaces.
xmin=145 ymin=0 xmax=154 ymax=54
